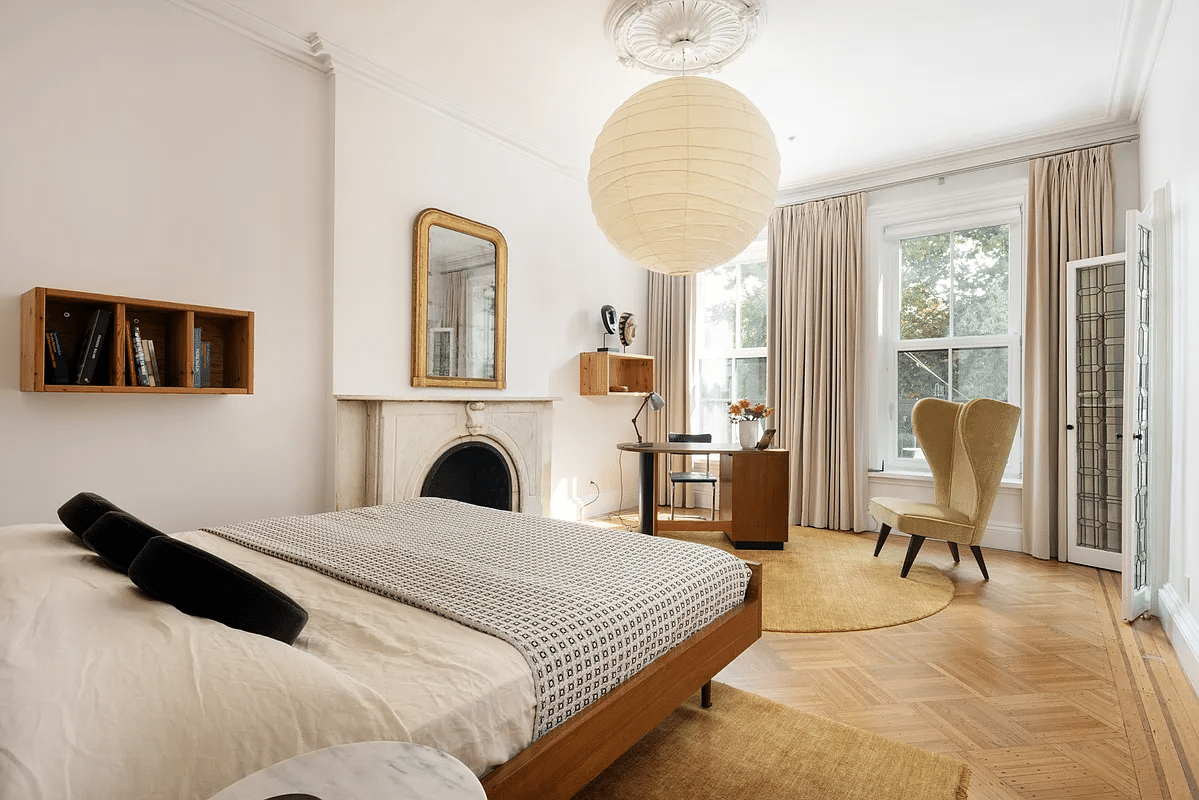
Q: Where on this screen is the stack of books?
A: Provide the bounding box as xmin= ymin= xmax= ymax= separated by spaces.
xmin=46 ymin=308 xmax=113 ymax=386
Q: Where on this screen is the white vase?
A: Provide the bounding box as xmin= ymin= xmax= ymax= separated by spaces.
xmin=738 ymin=419 xmax=760 ymax=449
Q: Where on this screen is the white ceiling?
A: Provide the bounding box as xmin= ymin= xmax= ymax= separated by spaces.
xmin=213 ymin=0 xmax=1165 ymax=197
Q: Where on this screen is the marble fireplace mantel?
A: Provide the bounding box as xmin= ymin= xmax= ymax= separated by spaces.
xmin=335 ymin=396 xmax=558 ymax=515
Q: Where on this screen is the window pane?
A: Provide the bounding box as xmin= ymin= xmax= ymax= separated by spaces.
xmin=739 ymin=260 xmax=768 ymax=348
xmin=734 ymin=356 xmax=766 ymax=403
xmin=953 ymin=225 xmax=1009 ymax=336
xmin=897 ymin=349 xmax=948 ymax=458
xmin=698 ymin=357 xmax=732 ymax=406
xmin=952 ymin=346 xmax=1009 ymax=402
xmin=900 ymin=234 xmax=951 ymax=340
xmin=698 ymin=265 xmax=736 ymax=351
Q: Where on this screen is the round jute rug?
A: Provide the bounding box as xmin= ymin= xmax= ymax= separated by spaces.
xmin=660 ymin=527 xmax=955 ymax=632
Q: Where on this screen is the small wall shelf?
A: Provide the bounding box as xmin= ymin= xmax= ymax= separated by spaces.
xmin=579 ymin=351 xmax=653 ymax=396
xmin=21 ymin=287 xmax=254 ymax=394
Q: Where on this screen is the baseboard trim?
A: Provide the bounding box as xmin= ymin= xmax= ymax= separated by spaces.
xmin=1156 ymin=583 xmax=1199 ymax=694
xmin=863 ymin=522 xmax=1023 ymax=554
xmin=980 ymin=522 xmax=1023 ymax=553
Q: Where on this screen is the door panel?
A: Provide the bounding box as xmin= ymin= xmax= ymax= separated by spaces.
xmin=1121 ymin=207 xmax=1152 ymax=621
xmin=1065 ymin=254 xmax=1126 ymax=571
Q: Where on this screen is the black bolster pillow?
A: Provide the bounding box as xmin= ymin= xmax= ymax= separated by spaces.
xmin=57 ymin=492 xmax=125 ymax=541
xmin=83 ymin=511 xmax=163 ymax=573
xmin=128 ymin=536 xmax=309 ymax=645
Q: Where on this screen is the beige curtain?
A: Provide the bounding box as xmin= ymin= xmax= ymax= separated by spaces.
xmin=1023 ymin=145 xmax=1115 ymax=559
xmin=646 ymin=272 xmax=695 ymax=502
xmin=767 ymin=193 xmax=866 ymax=530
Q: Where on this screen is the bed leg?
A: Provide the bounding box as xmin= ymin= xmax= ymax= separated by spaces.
xmin=701 ymin=680 xmax=712 ymax=708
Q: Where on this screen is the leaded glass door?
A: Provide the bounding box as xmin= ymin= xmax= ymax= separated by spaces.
xmin=1121 ymin=205 xmax=1154 ymax=621
xmin=1065 ymin=254 xmax=1126 ymax=571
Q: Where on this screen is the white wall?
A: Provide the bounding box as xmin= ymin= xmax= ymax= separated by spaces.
xmin=327 ymin=74 xmax=650 ymax=520
xmin=860 ymin=143 xmax=1142 ymax=550
xmin=0 ymin=0 xmax=332 ymax=531
xmin=1137 ymin=0 xmax=1199 ymax=686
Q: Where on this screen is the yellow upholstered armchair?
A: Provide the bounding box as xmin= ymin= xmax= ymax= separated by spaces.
xmin=869 ymin=397 xmax=1021 ymax=580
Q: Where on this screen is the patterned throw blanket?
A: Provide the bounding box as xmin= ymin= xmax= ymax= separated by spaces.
xmin=203 ymin=497 xmax=751 ymax=739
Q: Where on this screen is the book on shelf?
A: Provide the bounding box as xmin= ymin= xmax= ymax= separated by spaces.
xmin=45 ymin=330 xmax=70 ymax=385
xmin=201 ymin=341 xmax=211 ymax=388
xmin=74 ymin=308 xmax=112 ymax=385
xmin=144 ymin=339 xmax=162 ymax=388
xmin=130 ymin=325 xmax=151 ymax=387
xmin=124 ymin=326 xmax=136 ymax=386
xmin=193 ymin=327 xmax=202 ymax=388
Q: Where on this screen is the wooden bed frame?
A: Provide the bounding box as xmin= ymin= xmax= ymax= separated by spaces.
xmin=481 ymin=560 xmax=762 ymax=799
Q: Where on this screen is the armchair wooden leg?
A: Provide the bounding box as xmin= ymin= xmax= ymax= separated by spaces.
xmin=970 ymin=545 xmax=990 ymax=580
xmin=874 ymin=523 xmax=891 ymax=557
xmin=947 ymin=541 xmax=960 ymax=562
xmin=701 ymin=681 xmax=713 ymax=708
xmin=900 ymin=535 xmax=926 ymax=578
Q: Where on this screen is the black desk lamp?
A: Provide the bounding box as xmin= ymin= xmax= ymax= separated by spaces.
xmin=630 ymin=391 xmax=665 ymax=447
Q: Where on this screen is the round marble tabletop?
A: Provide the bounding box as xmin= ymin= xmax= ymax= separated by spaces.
xmin=208 ymin=741 xmax=486 ymax=800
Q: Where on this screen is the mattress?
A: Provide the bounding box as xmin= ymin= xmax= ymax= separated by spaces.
xmin=174 ymin=528 xmax=537 ymax=775
xmin=0 ymin=501 xmax=752 ymax=800
xmin=0 ymin=524 xmax=409 ymax=800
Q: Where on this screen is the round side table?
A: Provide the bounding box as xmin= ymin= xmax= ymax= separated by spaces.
xmin=208 ymin=740 xmax=485 ymax=800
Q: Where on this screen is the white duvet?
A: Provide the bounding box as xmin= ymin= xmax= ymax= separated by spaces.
xmin=0 ymin=524 xmax=535 ymax=800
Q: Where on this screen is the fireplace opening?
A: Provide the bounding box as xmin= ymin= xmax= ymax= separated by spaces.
xmin=421 ymin=441 xmax=513 ymax=511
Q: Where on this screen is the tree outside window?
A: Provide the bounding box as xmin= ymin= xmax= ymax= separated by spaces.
xmin=894 ymin=224 xmax=1017 ymax=463
xmin=693 ymin=259 xmax=768 ymax=442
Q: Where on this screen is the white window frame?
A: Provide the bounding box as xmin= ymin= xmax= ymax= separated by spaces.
xmin=872 ymin=191 xmax=1025 ymax=477
xmin=691 ymin=240 xmax=768 ymax=444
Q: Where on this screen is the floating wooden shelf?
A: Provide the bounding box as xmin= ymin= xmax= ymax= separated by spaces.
xmin=21 ymin=287 xmax=253 ymax=394
xmin=579 ymin=351 xmax=654 ymax=396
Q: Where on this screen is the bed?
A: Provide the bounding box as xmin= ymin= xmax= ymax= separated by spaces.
xmin=0 ymin=497 xmax=761 ymax=800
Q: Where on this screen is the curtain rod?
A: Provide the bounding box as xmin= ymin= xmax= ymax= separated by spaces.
xmin=782 ymin=132 xmax=1141 ymax=207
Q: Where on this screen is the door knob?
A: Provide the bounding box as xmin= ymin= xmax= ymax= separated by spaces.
xmin=1065 ymin=424 xmax=1074 ymax=430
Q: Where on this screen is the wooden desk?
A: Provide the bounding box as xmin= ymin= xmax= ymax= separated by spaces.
xmin=617 ymin=441 xmax=790 ymax=549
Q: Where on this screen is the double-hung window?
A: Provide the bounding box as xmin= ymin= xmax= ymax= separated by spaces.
xmin=880 ymin=207 xmax=1023 ymax=474
xmin=692 ymin=252 xmax=768 ymax=442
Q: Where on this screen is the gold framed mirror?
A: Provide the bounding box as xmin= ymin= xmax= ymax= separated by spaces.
xmin=412 ymin=208 xmax=507 ymax=389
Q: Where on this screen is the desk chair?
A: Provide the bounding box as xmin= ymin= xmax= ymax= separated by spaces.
xmin=869 ymin=397 xmax=1020 ymax=580
xmin=667 ymin=432 xmax=717 ymax=520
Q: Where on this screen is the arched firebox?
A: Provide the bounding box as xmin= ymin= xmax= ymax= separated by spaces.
xmin=420 ymin=440 xmax=514 ymax=511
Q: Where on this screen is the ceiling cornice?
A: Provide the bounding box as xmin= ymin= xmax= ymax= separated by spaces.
xmin=165 ymin=0 xmax=325 ymax=73
xmin=307 ymin=36 xmax=577 ymax=179
xmin=1107 ymin=0 xmax=1177 ymax=120
xmin=167 ymin=0 xmax=1161 ymax=204
xmin=168 ymin=0 xmax=577 ymax=179
xmin=775 ymin=119 xmax=1140 ymax=207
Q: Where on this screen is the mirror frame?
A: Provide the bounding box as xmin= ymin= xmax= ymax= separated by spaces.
xmin=411 ymin=208 xmax=507 ymax=389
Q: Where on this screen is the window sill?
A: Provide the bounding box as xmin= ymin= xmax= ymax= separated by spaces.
xmin=867 ymin=470 xmax=1022 ymax=490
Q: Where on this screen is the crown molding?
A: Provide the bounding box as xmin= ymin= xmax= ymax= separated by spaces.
xmin=1107 ymin=0 xmax=1177 ymax=120
xmin=167 ymin=0 xmax=1157 ymax=205
xmin=165 ymin=0 xmax=326 ymax=73
xmin=307 ymin=36 xmax=577 ymax=179
xmin=776 ymin=118 xmax=1140 ymax=207
xmin=166 ymin=0 xmax=578 ymax=179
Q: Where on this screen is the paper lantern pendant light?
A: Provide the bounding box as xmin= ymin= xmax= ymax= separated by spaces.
xmin=588 ymin=75 xmax=781 ymax=275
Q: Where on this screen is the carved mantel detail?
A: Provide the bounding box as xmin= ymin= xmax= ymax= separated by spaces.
xmin=466 ymin=401 xmax=487 ymax=435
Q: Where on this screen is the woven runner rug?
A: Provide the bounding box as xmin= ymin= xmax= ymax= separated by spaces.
xmin=575 ymin=683 xmax=969 ymax=800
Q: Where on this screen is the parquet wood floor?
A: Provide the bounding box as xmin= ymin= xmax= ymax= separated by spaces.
xmin=708 ymin=531 xmax=1199 ymax=799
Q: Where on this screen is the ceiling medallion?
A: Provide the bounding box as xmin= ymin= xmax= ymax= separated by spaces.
xmin=605 ymin=0 xmax=764 ymax=75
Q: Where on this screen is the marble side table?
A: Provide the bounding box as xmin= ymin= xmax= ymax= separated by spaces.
xmin=208 ymin=740 xmax=486 ymax=800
